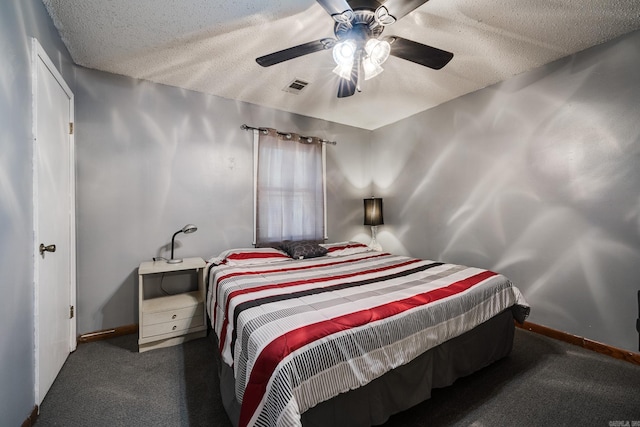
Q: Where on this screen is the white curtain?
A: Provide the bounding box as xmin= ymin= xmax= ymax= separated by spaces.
xmin=255 ymin=128 xmax=325 ymax=245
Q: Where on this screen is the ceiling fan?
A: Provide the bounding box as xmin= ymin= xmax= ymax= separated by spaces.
xmin=256 ymin=0 xmax=453 ymax=98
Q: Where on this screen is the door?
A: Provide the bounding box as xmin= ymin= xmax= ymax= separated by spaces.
xmin=33 ymin=38 xmax=76 ymax=405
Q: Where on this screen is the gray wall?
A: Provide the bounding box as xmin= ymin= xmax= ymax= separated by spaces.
xmin=372 ymin=30 xmax=640 ymax=352
xmin=73 ymin=68 xmax=372 ymax=334
xmin=0 ymin=0 xmax=75 ymax=425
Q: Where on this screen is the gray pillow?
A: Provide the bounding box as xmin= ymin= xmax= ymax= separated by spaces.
xmin=281 ymin=240 xmax=328 ymax=259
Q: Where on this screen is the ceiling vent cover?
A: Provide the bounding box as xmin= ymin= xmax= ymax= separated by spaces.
xmin=283 ymin=79 xmax=309 ymax=94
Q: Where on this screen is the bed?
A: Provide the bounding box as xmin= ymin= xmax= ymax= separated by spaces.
xmin=206 ymin=242 xmax=529 ymax=427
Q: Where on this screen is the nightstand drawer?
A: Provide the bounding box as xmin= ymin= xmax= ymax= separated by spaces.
xmin=142 ymin=314 xmax=204 ymax=338
xmin=143 ymin=304 xmax=203 ymax=326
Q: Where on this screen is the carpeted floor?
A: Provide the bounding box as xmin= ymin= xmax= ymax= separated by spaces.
xmin=35 ymin=328 xmax=640 ymax=426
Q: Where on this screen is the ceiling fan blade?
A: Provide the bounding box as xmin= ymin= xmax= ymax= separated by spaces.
xmin=337 ymin=60 xmax=359 ymax=98
xmin=256 ymin=38 xmax=335 ymax=67
xmin=316 ymin=0 xmax=353 ymax=18
xmin=376 ymin=0 xmax=430 ymax=22
xmin=346 ymin=0 xmax=385 ymax=9
xmin=337 ymin=77 xmax=357 ymax=98
xmin=385 ymin=36 xmax=453 ymax=70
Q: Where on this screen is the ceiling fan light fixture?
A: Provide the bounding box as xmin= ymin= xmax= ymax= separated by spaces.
xmin=365 ymin=39 xmax=391 ymax=65
xmin=362 ymin=57 xmax=384 ymax=80
xmin=333 ymin=40 xmax=356 ymax=66
xmin=333 ymin=63 xmax=354 ymax=80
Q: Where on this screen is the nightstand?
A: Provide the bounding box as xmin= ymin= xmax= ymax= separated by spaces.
xmin=137 ymin=257 xmax=207 ymax=352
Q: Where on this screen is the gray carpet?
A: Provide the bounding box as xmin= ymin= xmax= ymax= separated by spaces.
xmin=35 ymin=329 xmax=640 ymax=426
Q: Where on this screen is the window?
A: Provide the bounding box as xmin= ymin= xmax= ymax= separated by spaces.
xmin=253 ymin=128 xmax=327 ymax=246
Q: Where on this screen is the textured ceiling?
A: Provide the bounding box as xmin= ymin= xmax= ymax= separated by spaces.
xmin=43 ymin=0 xmax=640 ymax=130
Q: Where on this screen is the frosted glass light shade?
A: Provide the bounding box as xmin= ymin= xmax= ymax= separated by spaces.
xmin=365 ymin=39 xmax=390 ymax=65
xmin=333 ymin=64 xmax=354 ymax=80
xmin=363 ymin=58 xmax=383 ymax=80
xmin=333 ymin=40 xmax=356 ymax=66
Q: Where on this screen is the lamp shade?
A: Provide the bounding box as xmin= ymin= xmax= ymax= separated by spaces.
xmin=181 ymin=224 xmax=197 ymax=234
xmin=364 ymin=198 xmax=384 ymax=226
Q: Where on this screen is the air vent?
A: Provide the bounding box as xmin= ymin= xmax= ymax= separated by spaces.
xmin=283 ymin=79 xmax=309 ymax=94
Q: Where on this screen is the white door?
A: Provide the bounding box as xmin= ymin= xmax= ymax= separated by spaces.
xmin=33 ymin=38 xmax=76 ymax=405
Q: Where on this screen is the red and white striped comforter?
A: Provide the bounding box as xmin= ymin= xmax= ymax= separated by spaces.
xmin=207 ymin=251 xmax=528 ymax=427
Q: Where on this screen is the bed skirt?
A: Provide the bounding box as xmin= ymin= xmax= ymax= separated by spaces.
xmin=217 ymin=306 xmax=520 ymax=427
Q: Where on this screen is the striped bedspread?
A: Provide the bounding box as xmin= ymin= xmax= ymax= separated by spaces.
xmin=207 ymin=251 xmax=528 ymax=427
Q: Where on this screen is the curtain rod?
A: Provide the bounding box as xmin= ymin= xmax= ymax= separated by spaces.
xmin=241 ymin=124 xmax=337 ymax=145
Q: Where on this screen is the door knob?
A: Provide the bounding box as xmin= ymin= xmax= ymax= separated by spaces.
xmin=39 ymin=243 xmax=56 ymax=255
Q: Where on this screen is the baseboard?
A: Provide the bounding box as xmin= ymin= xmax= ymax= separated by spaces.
xmin=77 ymin=321 xmax=640 ymax=365
xmin=517 ymin=321 xmax=640 ymax=366
xmin=77 ymin=324 xmax=138 ymax=344
xmin=21 ymin=405 xmax=38 ymax=427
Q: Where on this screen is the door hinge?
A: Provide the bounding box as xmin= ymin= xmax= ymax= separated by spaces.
xmin=70 ymin=305 xmax=74 ymax=319
xmin=69 ymin=122 xmax=74 ymax=135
